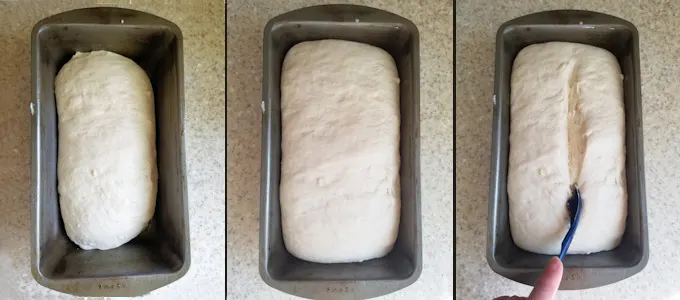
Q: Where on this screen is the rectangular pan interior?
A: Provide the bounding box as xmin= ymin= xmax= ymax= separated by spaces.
xmin=31 ymin=7 xmax=189 ymax=297
xmin=260 ymin=4 xmax=421 ymax=300
xmin=488 ymin=10 xmax=648 ymax=290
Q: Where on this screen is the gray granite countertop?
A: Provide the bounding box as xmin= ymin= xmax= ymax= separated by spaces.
xmin=457 ymin=1 xmax=680 ymax=299
xmin=0 ymin=1 xmax=225 ymax=299
xmin=227 ymin=0 xmax=453 ymax=299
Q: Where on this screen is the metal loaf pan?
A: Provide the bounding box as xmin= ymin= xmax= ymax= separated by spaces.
xmin=260 ymin=4 xmax=421 ymax=300
xmin=31 ymin=7 xmax=189 ymax=297
xmin=488 ymin=10 xmax=648 ymax=290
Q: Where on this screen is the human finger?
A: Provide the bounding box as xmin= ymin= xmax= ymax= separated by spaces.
xmin=528 ymin=257 xmax=563 ymax=300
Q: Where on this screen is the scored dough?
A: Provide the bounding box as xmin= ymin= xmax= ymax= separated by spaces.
xmin=280 ymin=39 xmax=401 ymax=264
xmin=55 ymin=51 xmax=157 ymax=251
xmin=508 ymin=42 xmax=627 ymax=255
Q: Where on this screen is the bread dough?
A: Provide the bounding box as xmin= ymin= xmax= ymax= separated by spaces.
xmin=508 ymin=42 xmax=627 ymax=255
xmin=280 ymin=40 xmax=401 ymax=263
xmin=55 ymin=51 xmax=157 ymax=251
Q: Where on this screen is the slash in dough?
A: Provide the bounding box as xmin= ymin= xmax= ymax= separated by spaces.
xmin=55 ymin=51 xmax=157 ymax=251
xmin=508 ymin=42 xmax=627 ymax=255
xmin=280 ymin=39 xmax=401 ymax=263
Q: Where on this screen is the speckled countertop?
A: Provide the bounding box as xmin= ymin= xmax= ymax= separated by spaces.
xmin=457 ymin=1 xmax=680 ymax=299
xmin=0 ymin=1 xmax=224 ymax=299
xmin=227 ymin=0 xmax=453 ymax=299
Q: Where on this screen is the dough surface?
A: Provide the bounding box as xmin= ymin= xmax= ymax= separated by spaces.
xmin=508 ymin=42 xmax=627 ymax=255
xmin=280 ymin=39 xmax=401 ymax=263
xmin=55 ymin=51 xmax=157 ymax=251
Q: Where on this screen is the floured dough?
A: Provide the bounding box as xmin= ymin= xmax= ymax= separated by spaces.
xmin=55 ymin=51 xmax=157 ymax=251
xmin=508 ymin=42 xmax=627 ymax=255
xmin=280 ymin=39 xmax=401 ymax=263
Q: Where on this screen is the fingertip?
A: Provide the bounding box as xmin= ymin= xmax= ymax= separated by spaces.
xmin=547 ymin=256 xmax=564 ymax=273
xmin=528 ymin=257 xmax=564 ymax=300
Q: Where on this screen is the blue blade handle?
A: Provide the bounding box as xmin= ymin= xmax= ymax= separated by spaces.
xmin=558 ymin=221 xmax=578 ymax=260
xmin=558 ymin=193 xmax=582 ymax=261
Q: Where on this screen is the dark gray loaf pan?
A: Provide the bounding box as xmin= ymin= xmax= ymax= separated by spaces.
xmin=260 ymin=4 xmax=421 ymax=300
xmin=488 ymin=10 xmax=648 ymax=290
xmin=31 ymin=7 xmax=189 ymax=297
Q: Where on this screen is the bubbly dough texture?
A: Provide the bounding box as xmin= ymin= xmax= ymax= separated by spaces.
xmin=56 ymin=51 xmax=157 ymax=251
xmin=280 ymin=39 xmax=401 ymax=263
xmin=508 ymin=42 xmax=627 ymax=255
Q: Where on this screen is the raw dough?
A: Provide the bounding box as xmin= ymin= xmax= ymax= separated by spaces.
xmin=55 ymin=51 xmax=157 ymax=251
xmin=280 ymin=39 xmax=401 ymax=263
xmin=508 ymin=42 xmax=627 ymax=255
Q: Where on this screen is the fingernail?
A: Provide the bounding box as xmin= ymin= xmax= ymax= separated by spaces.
xmin=548 ymin=257 xmax=560 ymax=270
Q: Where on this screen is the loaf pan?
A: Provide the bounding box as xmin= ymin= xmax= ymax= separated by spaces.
xmin=31 ymin=7 xmax=189 ymax=297
xmin=488 ymin=10 xmax=648 ymax=290
xmin=260 ymin=4 xmax=421 ymax=300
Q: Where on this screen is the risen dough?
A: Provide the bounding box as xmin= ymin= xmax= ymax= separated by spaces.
xmin=508 ymin=42 xmax=627 ymax=255
xmin=55 ymin=51 xmax=157 ymax=251
xmin=280 ymin=39 xmax=401 ymax=263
